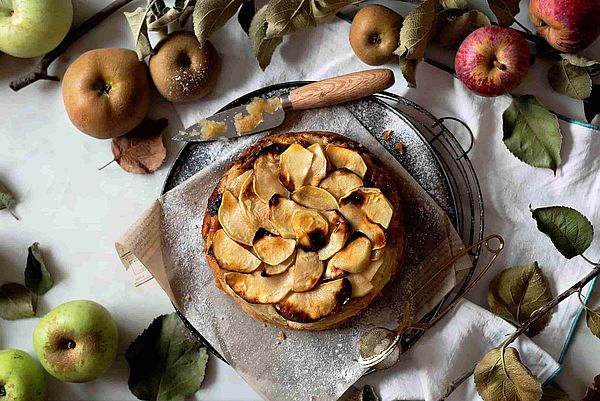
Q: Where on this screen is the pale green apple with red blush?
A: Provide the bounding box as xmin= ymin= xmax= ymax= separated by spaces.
xmin=33 ymin=300 xmax=118 ymax=383
xmin=455 ymin=26 xmax=530 ymax=97
xmin=530 ymin=0 xmax=600 ymax=53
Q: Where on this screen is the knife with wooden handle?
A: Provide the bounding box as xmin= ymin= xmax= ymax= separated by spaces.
xmin=172 ymin=69 xmax=395 ymax=142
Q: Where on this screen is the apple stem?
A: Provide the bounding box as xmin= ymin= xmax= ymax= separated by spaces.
xmin=9 ymin=0 xmax=137 ymax=92
xmin=98 ymin=159 xmax=116 ymax=171
xmin=493 ymin=60 xmax=507 ymax=71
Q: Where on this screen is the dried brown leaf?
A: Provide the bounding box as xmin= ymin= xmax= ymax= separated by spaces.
xmin=109 ymin=118 xmax=168 ymax=174
xmin=583 ymin=375 xmax=600 ymax=401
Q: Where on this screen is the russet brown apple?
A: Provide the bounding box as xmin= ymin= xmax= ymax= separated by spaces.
xmin=455 ymin=26 xmax=530 ymax=97
xmin=62 ymin=48 xmax=151 ymax=139
xmin=530 ymin=0 xmax=600 ymax=53
xmin=349 ymin=5 xmax=403 ymax=66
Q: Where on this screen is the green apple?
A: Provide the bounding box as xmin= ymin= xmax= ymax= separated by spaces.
xmin=33 ymin=300 xmax=118 ymax=383
xmin=0 ymin=349 xmax=46 ymax=401
xmin=0 ymin=0 xmax=73 ymax=58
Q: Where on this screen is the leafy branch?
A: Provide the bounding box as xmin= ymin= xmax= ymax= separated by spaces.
xmin=9 ymin=0 xmax=137 ymax=91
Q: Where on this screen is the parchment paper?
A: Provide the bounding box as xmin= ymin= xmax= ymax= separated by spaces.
xmin=116 ymin=105 xmax=472 ymax=401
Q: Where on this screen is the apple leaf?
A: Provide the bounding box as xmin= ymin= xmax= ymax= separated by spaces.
xmin=487 ymin=262 xmax=553 ymax=337
xmin=440 ymin=0 xmax=468 ymax=10
xmin=584 ymin=85 xmax=600 ymax=123
xmin=559 ymin=53 xmax=600 ymax=68
xmin=435 ymin=9 xmax=491 ymax=47
xmin=583 ymin=375 xmax=600 ymax=401
xmin=398 ymin=57 xmax=418 ymax=88
xmin=531 ymin=206 xmax=594 ymax=259
xmin=24 ymin=242 xmax=54 ymax=296
xmin=395 ymin=0 xmax=439 ymax=60
xmin=0 ymin=180 xmax=18 ymax=220
xmin=250 ymin=5 xmax=283 ymax=70
xmin=309 ymin=0 xmax=361 ymax=20
xmin=474 ymin=347 xmax=542 ymax=401
xmin=586 ymin=307 xmax=600 ymax=339
xmin=541 ymin=382 xmax=572 ymax=401
xmin=147 ymin=0 xmax=195 ymax=32
xmin=502 ymin=95 xmax=562 ymax=172
xmin=126 ymin=313 xmax=208 ymax=401
xmin=124 ymin=7 xmax=154 ymax=60
xmin=193 ymin=0 xmax=245 ymax=43
xmin=265 ymin=0 xmax=315 ymax=39
xmin=104 ymin=118 xmax=168 ymax=174
xmin=547 ymin=60 xmax=592 ymax=100
xmin=0 ymin=283 xmax=36 ymax=320
xmin=487 ymin=0 xmax=520 ymax=27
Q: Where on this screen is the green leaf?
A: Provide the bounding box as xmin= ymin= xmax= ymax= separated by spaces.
xmin=124 ymin=7 xmax=153 ymax=60
xmin=361 ymin=385 xmax=380 ymax=401
xmin=193 ymin=0 xmax=245 ymax=43
xmin=559 ymin=53 xmax=600 ymax=68
xmin=24 ymin=242 xmax=54 ymax=296
xmin=474 ymin=347 xmax=542 ymax=401
xmin=309 ymin=0 xmax=360 ymax=20
xmin=487 ymin=262 xmax=553 ymax=336
xmin=435 ymin=9 xmax=491 ymax=47
xmin=265 ymin=0 xmax=315 ymax=39
xmin=583 ymin=375 xmax=600 ymax=401
xmin=541 ymin=382 xmax=572 ymax=401
xmin=586 ymin=308 xmax=600 ymax=339
xmin=126 ymin=313 xmax=208 ymax=401
xmin=531 ymin=206 xmax=594 ymax=259
xmin=440 ymin=0 xmax=468 ymax=10
xmin=487 ymin=0 xmax=520 ymax=26
xmin=0 ymin=283 xmax=36 ymax=320
xmin=398 ymin=57 xmax=418 ymax=88
xmin=250 ymin=5 xmax=283 ymax=70
xmin=547 ymin=60 xmax=592 ymax=100
xmin=395 ymin=0 xmax=439 ymax=60
xmin=0 ymin=180 xmax=18 ymax=220
xmin=584 ymin=85 xmax=600 ymax=123
xmin=502 ymin=95 xmax=562 ymax=172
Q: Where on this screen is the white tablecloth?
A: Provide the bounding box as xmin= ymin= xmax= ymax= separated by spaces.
xmin=1 ymin=0 xmax=599 ymax=400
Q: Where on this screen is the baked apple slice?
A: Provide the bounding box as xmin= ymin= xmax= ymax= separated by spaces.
xmin=279 ymin=144 xmax=314 ymax=191
xmin=253 ymin=229 xmax=296 ymax=266
xmin=305 ymin=143 xmax=327 ymax=186
xmin=325 ymin=145 xmax=367 ymax=177
xmin=263 ymin=251 xmax=296 ymax=276
xmin=253 ymin=151 xmax=289 ymax=203
xmin=291 ymin=209 xmax=329 ymax=250
xmin=226 ymin=170 xmax=252 ymax=197
xmin=347 ymin=273 xmax=374 ymax=297
xmin=290 ymin=249 xmax=324 ymax=292
xmin=239 ymin=173 xmax=279 ymax=234
xmin=275 ymin=278 xmax=352 ymax=323
xmin=324 ymin=261 xmax=347 ymax=280
xmin=269 ymin=195 xmax=304 ymax=238
xmin=362 ymin=258 xmax=384 ymax=281
xmin=339 ymin=203 xmax=387 ymax=249
xmin=341 ymin=187 xmax=393 ymax=229
xmin=218 ymin=190 xmax=258 ymax=246
xmin=225 ymin=270 xmax=292 ymax=304
xmin=212 ymin=229 xmax=262 ymax=273
xmin=319 ymin=169 xmax=364 ymax=199
xmin=291 ymin=186 xmax=338 ymax=210
xmin=328 ymin=236 xmax=372 ymax=273
xmin=318 ymin=210 xmax=351 ymax=261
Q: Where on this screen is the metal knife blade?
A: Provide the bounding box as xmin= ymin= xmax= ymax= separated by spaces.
xmin=172 ymin=97 xmax=286 ymax=142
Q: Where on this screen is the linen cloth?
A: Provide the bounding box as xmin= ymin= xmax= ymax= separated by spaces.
xmin=171 ymin=4 xmax=600 ymax=400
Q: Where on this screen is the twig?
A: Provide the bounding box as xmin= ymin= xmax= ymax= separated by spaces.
xmin=98 ymin=159 xmax=116 ymax=171
xmin=438 ymin=368 xmax=474 ymax=401
xmin=9 ymin=0 xmax=136 ymax=91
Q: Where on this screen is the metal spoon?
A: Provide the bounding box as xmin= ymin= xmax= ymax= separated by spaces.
xmin=357 ymin=235 xmax=504 ymax=368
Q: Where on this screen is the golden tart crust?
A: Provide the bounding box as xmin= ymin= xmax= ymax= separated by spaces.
xmin=202 ymin=131 xmax=406 ymax=330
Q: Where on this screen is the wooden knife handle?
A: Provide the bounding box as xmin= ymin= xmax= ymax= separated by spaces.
xmin=288 ymin=69 xmax=395 ymax=110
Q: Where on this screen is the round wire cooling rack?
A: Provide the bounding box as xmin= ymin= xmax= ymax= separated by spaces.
xmin=162 ymin=82 xmax=485 ymax=364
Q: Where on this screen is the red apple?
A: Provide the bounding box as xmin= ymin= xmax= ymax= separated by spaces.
xmin=454 ymin=26 xmax=530 ymax=97
xmin=530 ymin=0 xmax=600 ymax=53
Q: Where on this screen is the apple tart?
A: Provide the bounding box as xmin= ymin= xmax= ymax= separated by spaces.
xmin=202 ymin=132 xmax=405 ymax=330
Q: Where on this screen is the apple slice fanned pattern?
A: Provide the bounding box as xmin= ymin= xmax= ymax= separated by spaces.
xmin=211 ymin=142 xmax=395 ymax=324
